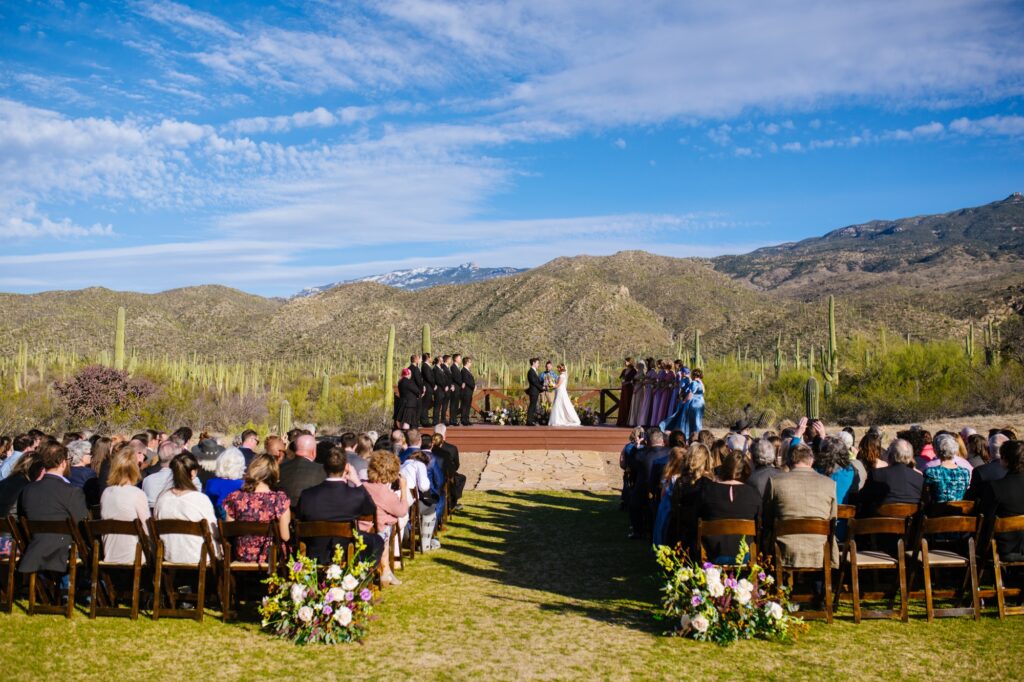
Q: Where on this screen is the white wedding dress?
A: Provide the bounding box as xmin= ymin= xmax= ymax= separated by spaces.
xmin=548 ymin=373 xmax=581 ymax=426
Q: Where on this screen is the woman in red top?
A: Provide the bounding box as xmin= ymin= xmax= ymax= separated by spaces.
xmin=222 ymin=454 xmax=291 ymax=564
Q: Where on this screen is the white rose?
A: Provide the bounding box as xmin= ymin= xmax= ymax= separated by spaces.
xmin=333 ymin=605 xmax=353 ymax=626
xmin=691 ymin=614 xmax=709 ymax=634
xmin=735 ymin=588 xmax=752 ymax=605
xmin=296 ymin=605 xmax=314 ymax=623
xmin=325 ymin=564 xmax=342 ymax=581
xmin=708 ymin=581 xmax=725 ymax=598
xmin=767 ymin=602 xmax=784 ymax=620
xmin=737 ymin=579 xmax=753 ymax=593
xmin=341 ymin=574 xmax=360 ymax=592
xmin=325 ymin=587 xmax=345 ymax=603
xmin=290 ymin=583 xmax=306 ymax=603
xmin=679 ymin=613 xmax=691 ymax=632
xmin=704 ymin=567 xmax=721 ymax=584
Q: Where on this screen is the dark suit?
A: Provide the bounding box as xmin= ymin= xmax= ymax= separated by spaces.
xmin=408 ymin=363 xmax=423 ymax=417
xmin=448 ymin=363 xmax=462 ymax=425
xmin=433 ymin=363 xmax=449 ymax=426
xmin=420 ymin=362 xmax=435 ymax=426
xmin=279 ymin=456 xmax=326 ymax=508
xmin=432 ymin=442 xmax=466 ymax=506
xmin=980 ymin=472 xmax=1024 ymax=558
xmin=460 ymin=367 xmax=475 ymax=425
xmin=966 ymin=459 xmax=1007 ymax=500
xmin=396 ymin=377 xmax=421 ymax=427
xmin=297 ymin=480 xmax=383 ymax=565
xmin=526 ymin=367 xmax=544 ymax=425
xmin=17 ymin=474 xmax=88 ymax=574
xmin=860 ymin=464 xmax=924 ymax=514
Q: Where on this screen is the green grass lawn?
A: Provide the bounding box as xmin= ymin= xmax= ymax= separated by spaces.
xmin=1 ymin=490 xmax=1022 ymax=680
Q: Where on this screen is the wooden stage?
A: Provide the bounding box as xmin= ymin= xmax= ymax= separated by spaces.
xmin=422 ymin=424 xmax=631 ymax=453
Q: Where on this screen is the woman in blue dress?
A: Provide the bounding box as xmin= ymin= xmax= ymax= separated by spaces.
xmin=659 ymin=367 xmax=691 ymax=432
xmin=652 ymin=446 xmax=687 ymax=546
xmin=682 ymin=369 xmax=705 ymax=440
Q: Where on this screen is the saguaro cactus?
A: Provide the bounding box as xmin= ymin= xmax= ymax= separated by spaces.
xmin=966 ymin=322 xmax=975 ymax=363
xmin=805 ymin=377 xmax=819 ymax=420
xmin=114 ymin=306 xmax=126 ymax=371
xmin=422 ymin=323 xmax=432 ymax=356
xmin=384 ymin=325 xmax=396 ymax=413
xmin=822 ymin=295 xmax=839 ymax=391
xmin=692 ymin=329 xmax=702 ymax=368
xmin=278 ymin=399 xmax=292 ymax=436
xmin=774 ymin=332 xmax=783 ymax=377
xmin=320 ymin=371 xmax=330 ymax=403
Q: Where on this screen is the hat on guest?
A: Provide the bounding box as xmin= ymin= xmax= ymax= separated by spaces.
xmin=192 ymin=437 xmax=225 ymax=461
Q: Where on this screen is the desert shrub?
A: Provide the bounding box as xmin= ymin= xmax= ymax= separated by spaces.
xmin=54 ymin=365 xmax=157 ymax=429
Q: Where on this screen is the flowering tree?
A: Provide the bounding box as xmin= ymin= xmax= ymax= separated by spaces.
xmin=54 ymin=365 xmax=157 ymax=426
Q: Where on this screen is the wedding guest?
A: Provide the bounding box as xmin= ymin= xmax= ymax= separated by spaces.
xmin=431 ymin=425 xmax=466 ymax=510
xmin=344 ymin=433 xmax=370 ymax=480
xmin=154 ymin=453 xmax=219 ymax=563
xmin=222 ymin=454 xmax=291 ymax=564
xmin=278 ymin=434 xmax=326 ymax=507
xmin=263 ymin=435 xmax=286 ymax=463
xmin=99 ymin=446 xmax=150 ymax=564
xmin=616 ymin=358 xmax=637 ymax=427
xmin=698 ymin=451 xmax=761 ymax=563
xmin=838 ymin=430 xmax=868 ymax=490
xmin=0 ymin=453 xmax=42 ymax=558
xmin=980 ymin=441 xmax=1024 ymax=559
xmin=764 ymin=443 xmax=838 ymax=568
xmin=857 ymin=430 xmax=888 ymax=471
xmin=815 ymin=437 xmax=860 ymax=506
xmin=653 ymin=446 xmax=686 ymax=546
xmin=672 ymin=442 xmax=714 ymax=554
xmin=0 ymin=434 xmax=34 ymax=480
xmin=88 ymin=436 xmax=113 ymax=476
xmin=966 ymin=435 xmax=1009 ymax=500
xmin=67 ymin=439 xmax=100 ymax=508
xmin=192 ymin=438 xmax=224 ymax=488
xmin=860 ymin=439 xmax=923 ymax=513
xmin=746 ymin=439 xmax=780 ymax=497
xmin=238 ymin=429 xmax=259 ymax=466
xmin=396 ymin=368 xmax=420 ymax=429
xmin=142 ymin=440 xmax=184 ymax=509
xmin=924 ymin=433 xmax=971 ymax=503
xmin=363 ymin=450 xmax=409 ymax=586
xmin=204 ymin=447 xmax=246 ymax=517
xmin=966 ymin=433 xmax=990 ymax=468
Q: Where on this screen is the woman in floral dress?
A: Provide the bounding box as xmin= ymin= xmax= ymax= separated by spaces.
xmin=222 ymin=454 xmax=291 ymax=564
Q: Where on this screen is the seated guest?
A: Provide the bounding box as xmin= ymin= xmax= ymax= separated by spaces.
xmin=653 ymin=446 xmax=687 ymax=546
xmin=204 ymin=447 xmax=246 ymax=518
xmin=967 ymin=435 xmax=1009 ymax=500
xmin=17 ymin=442 xmax=89 ymax=577
xmin=746 ymin=438 xmax=780 ymax=498
xmin=836 ymin=431 xmax=868 ymax=491
xmin=192 ymin=438 xmax=224 ymax=488
xmin=619 ymin=427 xmax=645 ymax=511
xmin=363 ymin=450 xmax=409 ymax=586
xmin=980 ymin=441 xmax=1024 ymax=559
xmin=672 ymin=443 xmax=714 ymax=553
xmin=404 ymin=450 xmax=442 ymax=551
xmin=399 ymin=428 xmax=422 ymax=462
xmin=860 ymin=439 xmax=924 ymax=513
xmin=966 ymin=433 xmax=990 ymax=468
xmin=390 ymin=429 xmax=408 ymax=458
xmin=153 ymin=453 xmax=220 ymax=564
xmin=237 ymin=429 xmax=259 ymax=466
xmin=142 ymin=441 xmax=184 ymax=509
xmin=857 ymin=430 xmax=887 ymax=472
xmin=339 ymin=432 xmax=367 ymax=480
xmin=925 ymin=433 xmax=971 ymax=503
xmin=99 ymin=446 xmax=150 ymax=564
xmin=815 ymin=436 xmax=860 ymax=506
xmin=222 ymin=454 xmax=291 ymax=564
xmin=698 ymin=451 xmax=762 ymax=563
xmin=278 ymin=434 xmax=326 ymax=508
xmin=263 ymin=435 xmax=286 ymax=463
xmin=0 ymin=453 xmax=43 ymax=558
xmin=765 ymin=443 xmax=838 ymax=568
xmin=431 ymin=425 xmax=466 ymax=510
xmin=296 ymin=449 xmax=383 ymax=566
xmin=67 ymin=439 xmax=101 ymax=508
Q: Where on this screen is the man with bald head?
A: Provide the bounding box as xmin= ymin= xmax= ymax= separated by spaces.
xmin=279 ymin=433 xmax=326 ymax=507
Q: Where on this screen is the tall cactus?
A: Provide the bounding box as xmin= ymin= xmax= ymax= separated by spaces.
xmin=320 ymin=371 xmax=330 ymax=403
xmin=113 ymin=306 xmax=126 ymax=371
xmin=278 ymin=399 xmax=292 ymax=436
xmin=774 ymin=332 xmax=783 ymax=377
xmin=795 ymin=338 xmax=801 ymax=370
xmin=422 ymin=323 xmax=432 ymax=356
xmin=692 ymin=329 xmax=702 ymax=368
xmin=966 ymin=322 xmax=975 ymax=363
xmin=805 ymin=377 xmax=820 ymax=420
xmin=384 ymin=324 xmax=396 ymax=413
xmin=822 ymin=295 xmax=839 ymax=389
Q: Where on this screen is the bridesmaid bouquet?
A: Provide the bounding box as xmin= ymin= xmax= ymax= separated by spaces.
xmin=260 ymin=536 xmax=377 ymax=645
xmin=654 ymin=540 xmax=806 ymax=646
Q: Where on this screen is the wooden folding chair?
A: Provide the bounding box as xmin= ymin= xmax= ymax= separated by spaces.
xmin=150 ymin=518 xmax=218 ymax=621
xmin=928 ymin=500 xmax=976 ymax=517
xmin=773 ymin=518 xmax=835 ymax=623
xmin=696 ymin=518 xmax=757 ymax=569
xmin=83 ymin=519 xmax=149 ymax=620
xmin=0 ymin=516 xmax=26 ymax=613
xmin=219 ymin=520 xmax=279 ymax=622
xmin=295 ymin=520 xmax=358 ymax=567
xmin=989 ymin=515 xmax=1024 ymax=619
xmin=909 ymin=514 xmax=981 ymax=622
xmin=19 ymin=517 xmax=87 ymax=618
xmin=846 ymin=517 xmax=908 ymax=623
xmin=405 ymin=489 xmax=419 ymax=562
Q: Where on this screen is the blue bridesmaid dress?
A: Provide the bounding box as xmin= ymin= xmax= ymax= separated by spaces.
xmin=682 ymin=379 xmax=705 ymax=439
xmin=659 ymin=375 xmax=691 ymax=432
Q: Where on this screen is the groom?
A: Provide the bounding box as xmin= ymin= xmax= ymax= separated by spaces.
xmin=525 ymin=358 xmax=544 ymax=426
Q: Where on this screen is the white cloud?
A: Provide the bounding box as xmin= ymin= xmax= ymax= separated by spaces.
xmin=782 ymin=141 xmax=803 ymax=152
xmin=0 ymin=204 xmax=113 ymax=239
xmin=613 ymin=137 xmax=626 ymax=149
xmin=949 ymin=115 xmax=1024 ymax=136
xmin=226 ymin=107 xmax=342 ymax=134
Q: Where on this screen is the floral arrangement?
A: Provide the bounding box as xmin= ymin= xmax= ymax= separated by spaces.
xmin=654 ymin=540 xmax=806 ymax=646
xmin=571 ymin=398 xmax=599 ymax=425
xmin=484 ymin=404 xmax=529 ymax=425
xmin=260 ymin=535 xmax=376 ymax=645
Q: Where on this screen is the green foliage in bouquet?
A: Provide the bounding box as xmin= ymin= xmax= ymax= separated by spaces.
xmin=654 ymin=540 xmax=807 ymax=646
xmin=260 ymin=535 xmax=377 ymax=645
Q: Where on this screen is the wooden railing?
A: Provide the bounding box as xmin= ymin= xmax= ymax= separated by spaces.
xmin=471 ymin=387 xmax=622 ymax=424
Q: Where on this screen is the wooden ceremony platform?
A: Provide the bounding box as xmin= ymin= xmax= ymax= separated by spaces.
xmin=423 ymin=424 xmax=631 ymax=453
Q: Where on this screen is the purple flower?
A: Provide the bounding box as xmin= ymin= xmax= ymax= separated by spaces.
xmin=360 ymin=588 xmax=372 ymax=602
xmin=691 ymin=594 xmax=702 ymax=606
xmin=702 ymin=562 xmax=713 ymax=569
xmin=725 ymin=577 xmax=738 ymax=589
xmin=758 ymin=572 xmax=766 ymax=581
xmin=322 ymin=604 xmax=333 ymax=616
xmin=345 ymin=591 xmax=354 ymax=602
xmin=292 ymin=561 xmax=303 ymax=572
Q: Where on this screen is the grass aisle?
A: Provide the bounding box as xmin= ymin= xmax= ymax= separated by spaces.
xmin=0 ymin=491 xmax=1022 ymax=680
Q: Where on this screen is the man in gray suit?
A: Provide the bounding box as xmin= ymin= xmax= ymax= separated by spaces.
xmin=764 ymin=442 xmax=838 ymax=568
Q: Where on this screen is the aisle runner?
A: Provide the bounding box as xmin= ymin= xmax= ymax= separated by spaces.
xmin=473 ymin=450 xmax=620 ymax=491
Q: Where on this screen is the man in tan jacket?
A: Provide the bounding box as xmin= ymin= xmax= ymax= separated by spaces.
xmin=764 ymin=442 xmax=838 ymax=568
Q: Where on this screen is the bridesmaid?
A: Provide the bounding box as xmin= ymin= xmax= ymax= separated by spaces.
xmin=629 ymin=360 xmax=646 ymax=426
xmin=683 ymin=368 xmax=706 ymax=439
xmin=641 ymin=358 xmax=658 ymax=426
xmin=659 ymin=366 xmax=691 ymax=432
xmin=665 ymin=359 xmax=681 ymax=418
xmin=616 ymin=358 xmax=637 ymax=427
xmin=653 ymin=361 xmax=672 ymax=425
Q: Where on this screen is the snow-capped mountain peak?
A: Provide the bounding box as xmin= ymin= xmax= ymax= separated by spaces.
xmin=294 ymin=262 xmax=525 ymax=297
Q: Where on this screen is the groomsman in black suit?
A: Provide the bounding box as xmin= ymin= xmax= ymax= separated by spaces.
xmin=460 ymin=357 xmax=476 ymax=426
xmin=431 ymin=356 xmax=446 ymax=425
xmin=526 ymin=357 xmax=544 ymax=426
xmin=435 ymin=355 xmax=451 ymax=426
xmin=448 ymin=353 xmax=463 ymax=426
xmin=420 ymin=353 xmax=435 ymax=427
xmin=408 ymin=354 xmax=424 ymax=418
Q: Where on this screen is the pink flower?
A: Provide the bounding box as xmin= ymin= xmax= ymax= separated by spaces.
xmin=360 ymin=588 xmax=373 ymax=602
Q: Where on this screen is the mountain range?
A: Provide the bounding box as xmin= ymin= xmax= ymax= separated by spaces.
xmin=294 ymin=263 xmax=525 ymax=297
xmin=2 ymin=194 xmax=1022 ymax=362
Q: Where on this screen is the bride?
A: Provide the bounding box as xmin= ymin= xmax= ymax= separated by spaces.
xmin=548 ymin=363 xmax=581 ymax=427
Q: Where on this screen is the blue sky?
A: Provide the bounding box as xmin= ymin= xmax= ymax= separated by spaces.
xmin=1 ymin=0 xmax=1023 ymax=296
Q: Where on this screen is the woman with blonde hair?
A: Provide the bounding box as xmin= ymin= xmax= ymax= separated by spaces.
xmin=263 ymin=435 xmax=286 ymax=463
xmin=653 ymin=446 xmax=688 ymax=546
xmin=363 ymin=450 xmax=409 ymax=586
xmin=676 ymin=442 xmax=714 ymax=556
xmin=99 ymin=446 xmax=150 ymax=564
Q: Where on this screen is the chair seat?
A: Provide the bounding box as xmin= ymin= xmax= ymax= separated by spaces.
xmin=854 ymin=550 xmax=898 ymax=567
xmin=227 ymin=561 xmax=271 ymax=569
xmin=161 ymin=561 xmax=205 ymax=568
xmin=917 ymin=549 xmax=969 ymax=566
xmin=99 ymin=561 xmax=142 ymax=568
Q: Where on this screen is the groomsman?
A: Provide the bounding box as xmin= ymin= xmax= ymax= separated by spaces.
xmin=420 ymin=353 xmax=435 ymax=427
xmin=435 ymin=355 xmax=451 ymax=426
xmin=448 ymin=353 xmax=463 ymax=426
xmin=460 ymin=357 xmax=476 ymax=426
xmin=431 ymin=356 xmax=446 ymax=425
xmin=408 ymin=354 xmax=424 ymax=418
xmin=526 ymin=358 xmax=544 ymax=426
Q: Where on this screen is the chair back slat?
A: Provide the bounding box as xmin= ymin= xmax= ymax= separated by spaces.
xmin=850 ymin=517 xmax=906 ymax=537
xmin=875 ymin=503 xmax=919 ymax=518
xmin=220 ymin=521 xmax=275 ymax=539
xmin=993 ymin=515 xmax=1024 ymax=533
xmin=775 ymin=517 xmax=833 ymax=536
xmin=21 ymin=518 xmax=76 ymax=536
xmin=928 ymin=500 xmax=976 ymax=516
xmin=697 ymin=518 xmax=756 ymax=538
xmin=85 ymin=519 xmax=144 ymax=539
xmin=922 ymin=514 xmax=980 ymax=535
xmin=152 ymin=519 xmax=206 ymax=536
xmin=296 ymin=520 xmax=356 ymax=539
xmin=837 ymin=504 xmax=857 ymax=520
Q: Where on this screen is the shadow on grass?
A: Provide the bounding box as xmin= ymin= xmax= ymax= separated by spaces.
xmin=435 ymin=489 xmax=662 ymax=633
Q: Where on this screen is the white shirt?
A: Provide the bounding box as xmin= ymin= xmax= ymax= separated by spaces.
xmin=400 ymin=459 xmax=431 ymax=501
xmin=153 ymin=489 xmax=219 ymax=564
xmin=142 ymin=468 xmax=200 ymax=509
xmin=100 ymin=485 xmax=151 ymax=564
